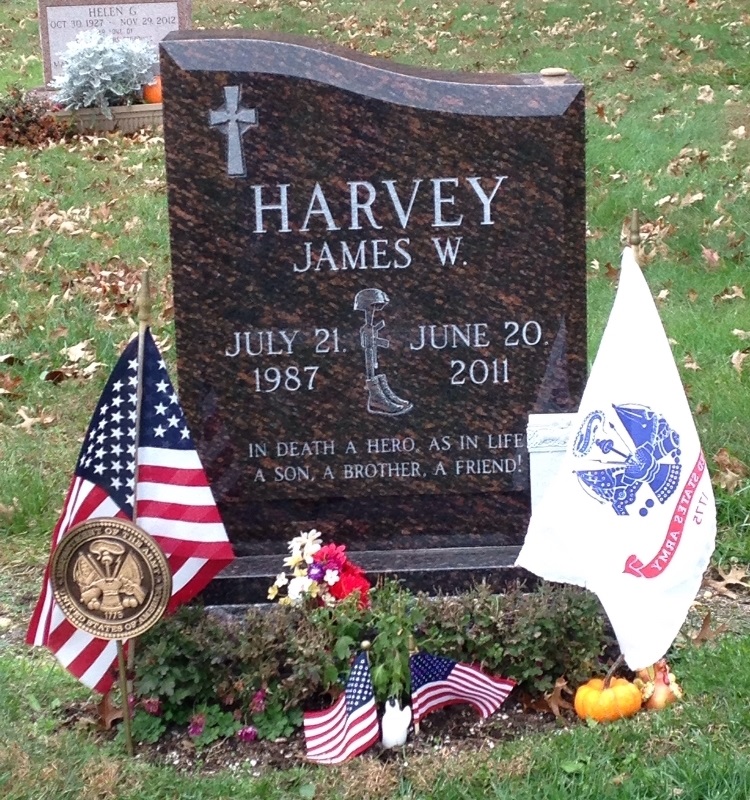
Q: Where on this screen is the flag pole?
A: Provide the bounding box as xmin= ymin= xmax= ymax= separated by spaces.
xmin=126 ymin=271 xmax=152 ymax=684
xmin=629 ymin=208 xmax=641 ymax=263
xmin=117 ymin=640 xmax=134 ymax=756
xmin=408 ymin=634 xmax=419 ymax=736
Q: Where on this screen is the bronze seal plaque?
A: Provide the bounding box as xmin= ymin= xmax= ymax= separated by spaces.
xmin=50 ymin=518 xmax=172 ymax=640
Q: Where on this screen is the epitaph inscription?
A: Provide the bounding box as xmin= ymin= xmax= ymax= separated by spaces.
xmin=39 ymin=0 xmax=191 ymax=82
xmin=161 ymin=32 xmax=586 ymax=582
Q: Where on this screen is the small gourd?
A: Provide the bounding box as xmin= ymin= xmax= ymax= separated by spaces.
xmin=143 ymin=75 xmax=162 ymax=104
xmin=574 ymin=676 xmax=642 ymax=722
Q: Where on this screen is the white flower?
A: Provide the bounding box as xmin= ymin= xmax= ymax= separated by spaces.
xmin=283 ymin=552 xmax=303 ymax=569
xmin=289 ymin=529 xmax=322 ymax=555
xmin=287 ymin=576 xmax=313 ymax=603
xmin=273 ymin=572 xmax=289 ymax=588
xmin=323 ymin=569 xmax=340 ymax=586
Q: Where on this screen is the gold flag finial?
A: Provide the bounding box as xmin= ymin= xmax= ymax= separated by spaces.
xmin=137 ymin=268 xmax=152 ymax=327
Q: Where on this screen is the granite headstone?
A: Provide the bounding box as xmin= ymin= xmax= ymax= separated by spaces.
xmin=39 ymin=0 xmax=191 ymax=83
xmin=160 ymin=31 xmax=586 ymax=603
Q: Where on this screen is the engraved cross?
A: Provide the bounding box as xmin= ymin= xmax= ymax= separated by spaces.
xmin=209 ymin=86 xmax=258 ymax=177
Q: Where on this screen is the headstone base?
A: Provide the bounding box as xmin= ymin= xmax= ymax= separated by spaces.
xmin=201 ymin=545 xmax=532 ymax=605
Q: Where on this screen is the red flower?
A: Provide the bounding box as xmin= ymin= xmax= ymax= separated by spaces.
xmin=328 ymin=562 xmax=371 ymax=608
xmin=313 ymin=543 xmax=347 ymax=571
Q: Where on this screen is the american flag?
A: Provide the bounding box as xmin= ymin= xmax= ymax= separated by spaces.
xmin=409 ymin=652 xmax=515 ymax=724
xmin=26 ymin=329 xmax=234 ymax=693
xmin=304 ymin=651 xmax=380 ymax=764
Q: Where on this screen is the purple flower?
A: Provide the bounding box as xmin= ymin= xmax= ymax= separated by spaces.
xmin=237 ymin=726 xmax=258 ymax=743
xmin=250 ymin=689 xmax=267 ymax=714
xmin=187 ymin=713 xmax=205 ymax=738
xmin=307 ymin=562 xmax=325 ymax=582
xmin=142 ymin=697 xmax=162 ymax=716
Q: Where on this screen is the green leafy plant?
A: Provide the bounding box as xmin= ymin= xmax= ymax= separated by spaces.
xmin=51 ymin=30 xmax=155 ymax=117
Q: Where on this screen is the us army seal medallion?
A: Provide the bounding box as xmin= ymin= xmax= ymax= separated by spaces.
xmin=50 ymin=518 xmax=171 ymax=640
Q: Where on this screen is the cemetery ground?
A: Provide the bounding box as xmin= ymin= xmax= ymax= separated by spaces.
xmin=1 ymin=0 xmax=749 ymax=797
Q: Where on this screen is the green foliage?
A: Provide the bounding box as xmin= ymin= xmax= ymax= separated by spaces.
xmin=190 ymin=705 xmax=241 ymax=749
xmin=51 ymin=30 xmax=155 ymax=115
xmin=251 ymin=694 xmax=303 ymax=741
xmin=128 ymin=708 xmax=166 ymax=745
xmin=134 ymin=580 xmax=613 ymax=746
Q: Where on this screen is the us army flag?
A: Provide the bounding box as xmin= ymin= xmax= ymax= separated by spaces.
xmin=516 ymin=247 xmax=715 ymax=670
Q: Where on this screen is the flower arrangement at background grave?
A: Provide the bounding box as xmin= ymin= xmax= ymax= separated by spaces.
xmin=268 ymin=529 xmax=371 ymax=608
xmin=51 ymin=30 xmax=160 ymax=118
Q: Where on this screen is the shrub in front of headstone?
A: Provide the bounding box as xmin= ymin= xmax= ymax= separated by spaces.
xmin=0 ymin=85 xmax=73 ymax=147
xmin=133 ymin=582 xmax=612 ymax=745
xmin=51 ymin=30 xmax=155 ymax=118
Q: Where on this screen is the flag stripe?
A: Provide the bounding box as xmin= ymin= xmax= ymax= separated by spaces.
xmin=303 ymin=652 xmax=379 ymax=764
xmin=26 ymin=329 xmax=234 ymax=694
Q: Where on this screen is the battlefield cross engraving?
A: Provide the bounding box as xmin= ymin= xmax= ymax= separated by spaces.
xmin=160 ymin=31 xmax=586 ymax=602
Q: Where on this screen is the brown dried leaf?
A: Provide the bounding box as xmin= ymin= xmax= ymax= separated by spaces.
xmin=0 ymin=373 xmax=23 ymax=397
xmin=713 ymin=448 xmax=749 ymax=493
xmin=687 ymin=289 xmax=699 ymax=303
xmin=0 ymin=354 xmax=21 ymax=366
xmin=694 ymin=402 xmax=710 ymax=415
xmin=690 ymin=612 xmax=728 ymax=646
xmin=543 ymin=676 xmax=574 ymax=719
xmin=604 ymin=262 xmax=619 ymax=282
xmin=683 ymin=354 xmax=701 ymax=371
xmin=731 ymin=349 xmax=749 ymax=375
xmin=61 ymin=339 xmax=94 ymax=364
xmin=96 ymin=691 xmax=124 ymax=731
xmin=733 ymin=329 xmax=750 ymax=340
xmin=714 ymin=285 xmax=745 ymax=302
xmin=701 ymin=246 xmax=720 ymax=269
xmin=696 ymin=85 xmax=714 ymax=103
xmin=14 ymin=407 xmax=56 ymax=432
xmin=680 ymin=190 xmax=705 ymax=207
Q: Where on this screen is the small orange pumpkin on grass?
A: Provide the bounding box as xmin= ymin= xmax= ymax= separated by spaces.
xmin=574 ymin=676 xmax=642 ymax=722
xmin=143 ymin=75 xmax=162 ymax=104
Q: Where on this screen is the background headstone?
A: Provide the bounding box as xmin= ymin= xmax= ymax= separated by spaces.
xmin=39 ymin=0 xmax=192 ymax=83
xmin=160 ymin=31 xmax=586 ymax=602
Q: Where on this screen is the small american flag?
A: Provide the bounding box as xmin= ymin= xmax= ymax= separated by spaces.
xmin=304 ymin=651 xmax=379 ymax=764
xmin=410 ymin=652 xmax=515 ymax=724
xmin=26 ymin=329 xmax=234 ymax=693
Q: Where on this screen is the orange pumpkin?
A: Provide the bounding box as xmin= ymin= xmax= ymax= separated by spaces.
xmin=143 ymin=75 xmax=162 ymax=104
xmin=574 ymin=677 xmax=642 ymax=722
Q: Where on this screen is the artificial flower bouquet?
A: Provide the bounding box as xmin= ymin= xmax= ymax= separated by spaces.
xmin=268 ymin=529 xmax=371 ymax=608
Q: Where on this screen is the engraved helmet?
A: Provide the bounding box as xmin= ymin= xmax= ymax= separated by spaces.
xmin=354 ymin=287 xmax=390 ymax=311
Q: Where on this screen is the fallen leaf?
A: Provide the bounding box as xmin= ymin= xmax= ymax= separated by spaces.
xmin=543 ymin=676 xmax=574 ymax=718
xmin=714 ymin=285 xmax=745 ymax=302
xmin=690 ymin=612 xmax=728 ymax=646
xmin=0 ymin=354 xmax=21 ymax=365
xmin=604 ymin=262 xmax=619 ymax=282
xmin=731 ymin=349 xmax=749 ymax=375
xmin=683 ymin=354 xmax=701 ymax=370
xmin=656 ymin=288 xmax=670 ymax=303
xmin=0 ymin=373 xmax=22 ymax=397
xmin=696 ymin=85 xmax=714 ymax=103
xmin=713 ymin=448 xmax=749 ymax=493
xmin=687 ymin=289 xmax=699 ymax=303
xmin=705 ymin=566 xmax=750 ymax=600
xmin=701 ymin=246 xmax=720 ymax=269
xmin=61 ymin=339 xmax=94 ymax=364
xmin=694 ymin=402 xmax=710 ymax=415
xmin=731 ymin=125 xmax=747 ymax=140
xmin=733 ymin=329 xmax=750 ymax=340
xmin=14 ymin=407 xmax=56 ymax=432
xmin=680 ymin=191 xmax=705 ymax=207
xmin=96 ymin=691 xmax=124 ymax=730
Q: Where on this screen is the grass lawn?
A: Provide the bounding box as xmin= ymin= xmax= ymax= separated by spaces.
xmin=1 ymin=0 xmax=749 ymax=797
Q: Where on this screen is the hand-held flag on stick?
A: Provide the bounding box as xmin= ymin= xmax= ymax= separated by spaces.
xmin=26 ymin=329 xmax=234 ymax=693
xmin=303 ymin=651 xmax=380 ymax=764
xmin=409 ymin=652 xmax=516 ymax=724
xmin=516 ymin=246 xmax=716 ymax=670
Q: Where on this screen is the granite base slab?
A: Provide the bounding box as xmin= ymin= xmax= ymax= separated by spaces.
xmin=200 ymin=545 xmax=534 ymax=605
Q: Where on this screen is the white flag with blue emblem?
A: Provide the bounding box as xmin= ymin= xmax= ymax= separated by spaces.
xmin=517 ymin=247 xmax=716 ymax=670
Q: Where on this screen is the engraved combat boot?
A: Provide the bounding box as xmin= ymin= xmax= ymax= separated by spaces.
xmin=365 ymin=375 xmax=412 ymax=415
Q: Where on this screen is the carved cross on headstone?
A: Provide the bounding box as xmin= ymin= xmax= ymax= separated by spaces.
xmin=209 ymin=86 xmax=258 ymax=177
